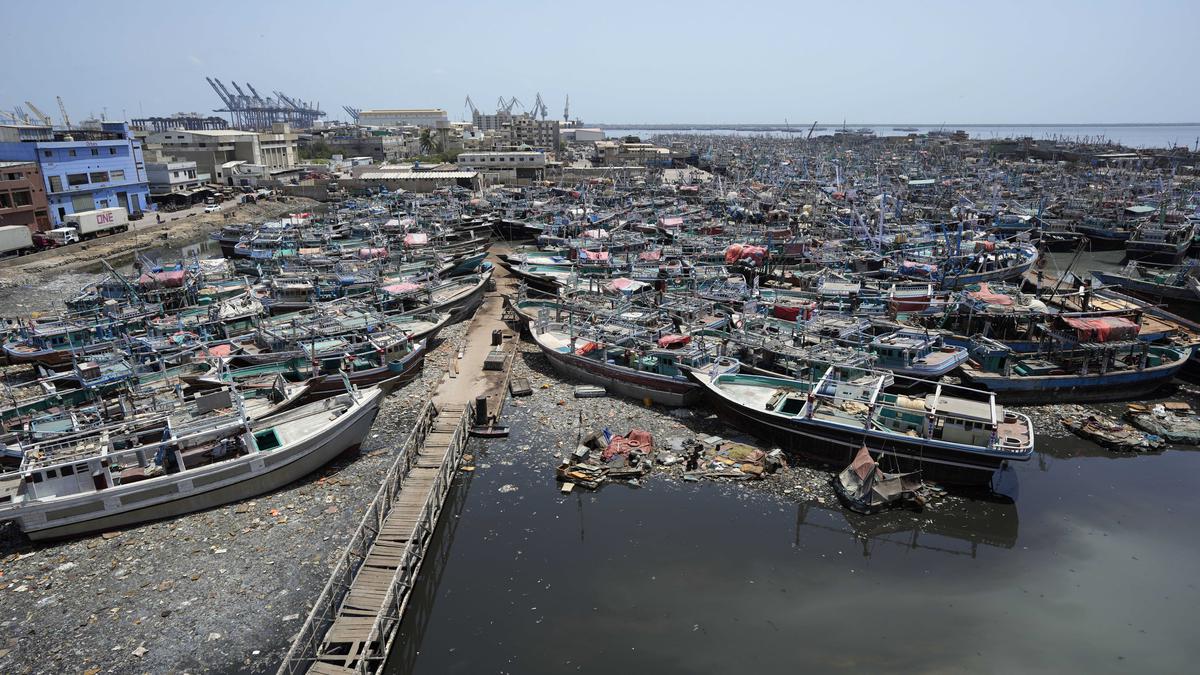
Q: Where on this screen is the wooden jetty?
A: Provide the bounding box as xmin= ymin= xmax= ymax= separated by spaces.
xmin=279 ymin=254 xmax=519 ymax=674
xmin=278 ymin=400 xmax=471 ymax=674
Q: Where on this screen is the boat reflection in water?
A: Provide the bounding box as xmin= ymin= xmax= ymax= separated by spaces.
xmin=792 ymin=489 xmax=1019 ymax=559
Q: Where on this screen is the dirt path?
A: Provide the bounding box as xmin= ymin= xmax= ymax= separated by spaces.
xmin=0 ymin=198 xmax=322 ymax=285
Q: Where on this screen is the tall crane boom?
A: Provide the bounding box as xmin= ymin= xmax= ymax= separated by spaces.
xmin=56 ymin=96 xmax=72 ymax=128
xmin=24 ymin=101 xmax=51 ymax=126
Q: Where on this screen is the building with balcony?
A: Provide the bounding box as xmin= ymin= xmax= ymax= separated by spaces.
xmin=0 ymin=122 xmax=151 ymax=225
xmin=0 ymin=161 xmax=51 ymax=231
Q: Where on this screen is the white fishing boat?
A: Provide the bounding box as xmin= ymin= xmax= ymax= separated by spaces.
xmin=0 ymin=385 xmax=382 ymax=540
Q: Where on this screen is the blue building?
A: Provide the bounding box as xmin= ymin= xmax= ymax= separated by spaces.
xmin=0 ymin=122 xmax=150 ymax=225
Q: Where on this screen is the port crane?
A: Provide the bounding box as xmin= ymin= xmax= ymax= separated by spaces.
xmin=57 ymin=96 xmax=72 ymax=128
xmin=24 ymin=101 xmax=52 ymax=126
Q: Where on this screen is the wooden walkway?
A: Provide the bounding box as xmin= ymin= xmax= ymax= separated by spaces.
xmin=279 ymin=402 xmax=471 ymax=674
xmin=281 ymin=257 xmax=521 ymax=675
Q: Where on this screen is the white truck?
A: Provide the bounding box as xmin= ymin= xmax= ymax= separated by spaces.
xmin=64 ymin=207 xmax=129 ymax=240
xmin=0 ymin=225 xmax=34 ymax=257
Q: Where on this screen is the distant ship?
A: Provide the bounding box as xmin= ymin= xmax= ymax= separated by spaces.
xmin=893 ymin=126 xmax=920 ymax=132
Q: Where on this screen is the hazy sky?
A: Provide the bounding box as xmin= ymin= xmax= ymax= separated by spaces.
xmin=2 ymin=0 xmax=1197 ymax=125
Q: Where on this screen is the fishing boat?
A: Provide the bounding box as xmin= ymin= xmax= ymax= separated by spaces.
xmin=689 ymin=366 xmax=1034 ymax=485
xmin=960 ymin=316 xmax=1189 ymax=403
xmin=1125 ymin=221 xmax=1196 ymax=264
xmin=0 ymin=385 xmax=382 ymax=541
xmin=1092 ymin=261 xmax=1200 ymax=305
xmin=866 ymin=329 xmax=969 ymax=380
xmin=531 ymin=320 xmax=739 ymax=406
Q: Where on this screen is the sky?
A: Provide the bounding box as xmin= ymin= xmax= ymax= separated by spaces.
xmin=1 ymin=0 xmax=1197 ymax=126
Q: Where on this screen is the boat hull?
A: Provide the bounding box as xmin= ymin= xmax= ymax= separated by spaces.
xmin=536 ymin=342 xmax=700 ymax=406
xmin=699 ymin=385 xmax=1012 ymax=485
xmin=10 ymin=389 xmax=382 ymax=541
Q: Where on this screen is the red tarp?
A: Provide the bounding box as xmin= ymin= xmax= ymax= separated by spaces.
xmin=357 ymin=247 xmax=388 ymax=259
xmin=1061 ymin=316 xmax=1140 ymax=342
xmin=403 ymin=232 xmax=429 ymax=246
xmin=602 ymin=428 xmax=654 ymax=461
xmin=851 ymin=445 xmax=876 ymax=481
xmin=138 ymin=270 xmax=186 ymax=288
xmin=582 ymin=228 xmax=609 ymax=239
xmin=969 ymin=282 xmax=1012 ymax=306
xmin=773 ymin=304 xmax=800 ymax=321
xmin=574 ymin=341 xmax=600 ymax=356
xmin=656 ymin=334 xmax=691 ymax=349
xmin=659 ymin=216 xmax=684 ymax=228
xmin=638 ymin=250 xmax=662 ymax=262
xmin=724 ymin=244 xmax=767 ymax=265
xmin=579 ymin=249 xmax=609 ymax=261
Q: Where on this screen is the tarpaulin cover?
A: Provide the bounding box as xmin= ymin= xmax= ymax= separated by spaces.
xmin=725 ymin=244 xmax=767 ymax=265
xmin=579 ymin=249 xmax=609 ymax=261
xmin=138 ymin=271 xmax=186 ymax=288
xmin=403 ymin=232 xmax=429 ymax=246
xmin=656 ymin=334 xmax=691 ymax=349
xmin=773 ymin=304 xmax=801 ymax=321
xmin=659 ymin=216 xmax=684 ymax=228
xmin=574 ymin=340 xmax=600 ymax=356
xmin=602 ymin=428 xmax=654 ymax=461
xmin=202 ymin=344 xmax=234 ymax=358
xmin=381 ymin=282 xmax=421 ymax=294
xmin=901 ymin=261 xmax=938 ymax=276
xmin=638 ymin=250 xmax=663 ymax=261
xmin=357 ymin=247 xmax=388 ymax=259
xmin=582 ymin=228 xmax=609 ymax=239
xmin=851 ymin=445 xmax=877 ymax=481
xmin=299 ymin=247 xmax=323 ymax=255
xmin=969 ymin=282 xmax=1012 ymax=306
xmin=1061 ymin=316 xmax=1140 ymax=342
xmin=605 ymin=277 xmax=649 ymax=293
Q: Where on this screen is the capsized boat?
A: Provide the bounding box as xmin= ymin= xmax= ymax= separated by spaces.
xmin=833 ymin=444 xmax=924 ymax=514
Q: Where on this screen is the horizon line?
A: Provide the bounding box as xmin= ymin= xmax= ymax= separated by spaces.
xmin=592 ymin=122 xmax=1200 ymax=128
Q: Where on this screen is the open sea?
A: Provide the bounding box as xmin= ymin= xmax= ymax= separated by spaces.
xmin=602 ymin=124 xmax=1200 ymax=150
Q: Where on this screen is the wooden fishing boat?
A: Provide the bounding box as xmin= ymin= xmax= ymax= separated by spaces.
xmin=0 ymin=386 xmax=382 ymax=540
xmin=689 ymin=367 xmax=1034 ymax=485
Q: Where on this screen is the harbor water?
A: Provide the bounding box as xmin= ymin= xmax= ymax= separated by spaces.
xmin=387 ymin=389 xmax=1200 ymax=674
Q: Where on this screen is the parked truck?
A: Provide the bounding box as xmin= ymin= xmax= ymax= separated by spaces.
xmin=0 ymin=225 xmax=35 ymax=257
xmin=64 ymin=207 xmax=129 ymax=240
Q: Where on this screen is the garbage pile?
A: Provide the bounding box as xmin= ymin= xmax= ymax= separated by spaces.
xmin=554 ymin=429 xmax=789 ymax=491
xmin=1126 ymin=401 xmax=1200 ymax=445
xmin=1061 ymin=410 xmax=1166 ymax=452
xmin=556 ymin=427 xmax=655 ymax=491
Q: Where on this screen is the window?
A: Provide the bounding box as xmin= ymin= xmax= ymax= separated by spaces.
xmin=109 ymin=148 xmax=116 ymax=155
xmin=90 ymin=148 xmax=99 ymax=156
xmin=4 ymin=172 xmax=22 ymax=180
xmin=89 ymin=171 xmax=109 ymax=183
xmin=68 ymin=149 xmax=76 ymax=157
xmin=0 ymin=194 xmax=9 ymax=208
xmin=67 ymin=173 xmax=88 ymax=186
xmin=43 ymin=150 xmax=51 ymax=158
xmin=110 ymin=169 xmax=125 ymax=181
xmin=48 ymin=175 xmax=63 ymax=192
xmin=61 ymin=465 xmax=74 ymax=477
xmin=12 ymin=190 xmax=31 ymax=207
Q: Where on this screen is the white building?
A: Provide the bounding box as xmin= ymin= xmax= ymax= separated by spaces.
xmin=146 ymin=124 xmax=298 ymax=185
xmin=146 ymin=160 xmax=209 ymax=199
xmin=358 ymin=109 xmax=448 ymax=128
xmin=456 ymin=151 xmax=546 ymax=170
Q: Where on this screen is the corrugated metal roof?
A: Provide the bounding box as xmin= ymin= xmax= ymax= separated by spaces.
xmin=359 ymin=171 xmax=478 ymax=180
